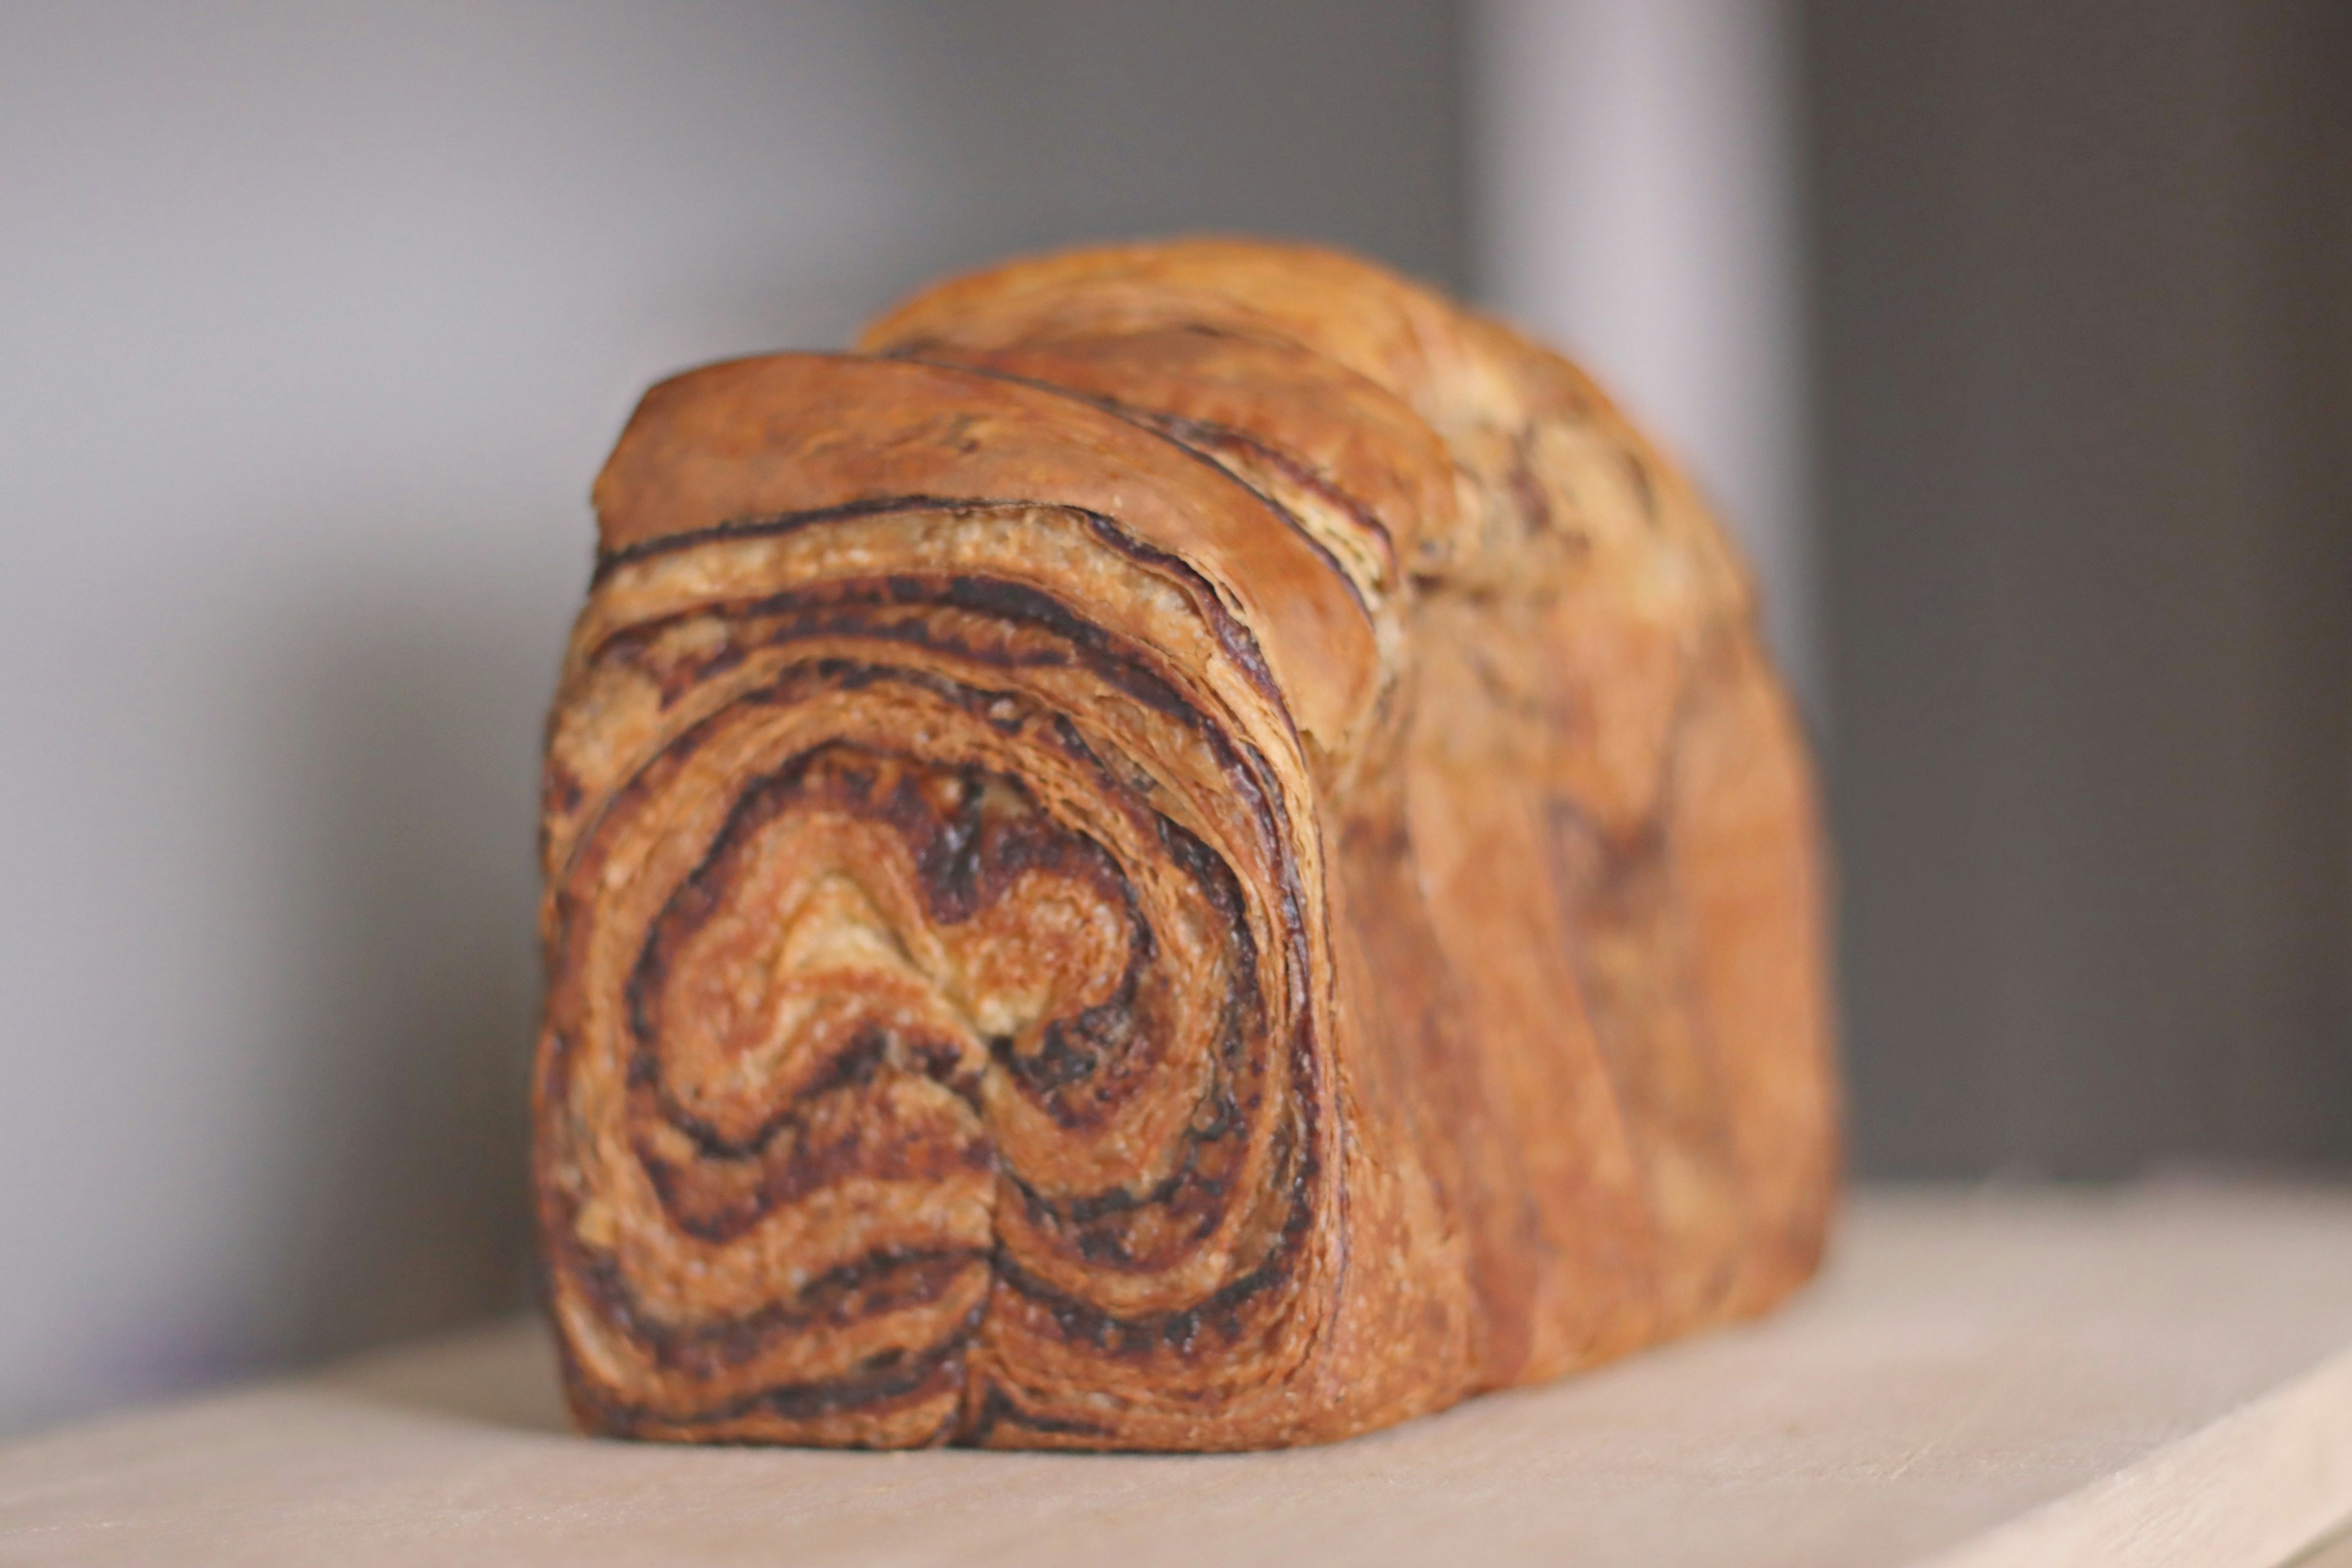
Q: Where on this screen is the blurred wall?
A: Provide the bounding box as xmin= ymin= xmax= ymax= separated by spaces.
xmin=1472 ymin=0 xmax=1818 ymax=713
xmin=0 ymin=0 xmax=1464 ymax=1433
xmin=1806 ymin=0 xmax=2352 ymax=1176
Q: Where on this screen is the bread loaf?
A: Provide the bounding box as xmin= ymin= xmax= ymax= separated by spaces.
xmin=532 ymin=239 xmax=1838 ymax=1450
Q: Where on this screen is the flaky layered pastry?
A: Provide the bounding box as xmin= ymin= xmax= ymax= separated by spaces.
xmin=533 ymin=239 xmax=1837 ymax=1451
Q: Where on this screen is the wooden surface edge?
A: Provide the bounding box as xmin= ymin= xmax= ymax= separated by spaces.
xmin=2294 ymin=1523 xmax=2352 ymax=1567
xmin=1927 ymin=1343 xmax=2352 ymax=1568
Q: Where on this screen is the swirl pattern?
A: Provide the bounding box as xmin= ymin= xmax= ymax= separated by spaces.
xmin=534 ymin=241 xmax=1838 ymax=1449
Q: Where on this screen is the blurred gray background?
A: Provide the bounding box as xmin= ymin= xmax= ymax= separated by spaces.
xmin=0 ymin=0 xmax=2343 ymax=1434
xmin=1809 ymin=1 xmax=2351 ymax=1179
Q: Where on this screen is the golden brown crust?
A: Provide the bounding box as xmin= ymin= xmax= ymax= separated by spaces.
xmin=533 ymin=237 xmax=1838 ymax=1450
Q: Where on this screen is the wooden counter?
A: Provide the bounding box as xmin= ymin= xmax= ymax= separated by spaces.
xmin=6 ymin=1184 xmax=2351 ymax=1566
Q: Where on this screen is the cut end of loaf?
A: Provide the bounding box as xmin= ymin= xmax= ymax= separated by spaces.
xmin=537 ymin=498 xmax=1349 ymax=1449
